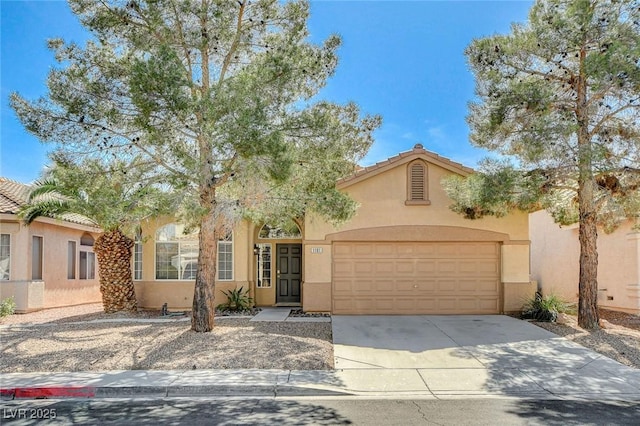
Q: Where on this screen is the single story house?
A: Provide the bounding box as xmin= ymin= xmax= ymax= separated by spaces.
xmin=530 ymin=210 xmax=640 ymax=314
xmin=134 ymin=144 xmax=535 ymax=314
xmin=0 ymin=177 xmax=102 ymax=312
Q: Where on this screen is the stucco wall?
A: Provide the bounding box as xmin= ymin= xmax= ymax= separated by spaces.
xmin=530 ymin=210 xmax=640 ymax=314
xmin=305 ymin=161 xmax=530 ymax=241
xmin=136 ymin=217 xmax=253 ymax=310
xmin=303 ymin=158 xmax=532 ymax=313
xmin=0 ymin=216 xmax=101 ymax=311
xmin=134 ymin=152 xmax=532 ymax=313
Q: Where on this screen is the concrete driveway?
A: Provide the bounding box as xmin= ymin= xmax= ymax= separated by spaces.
xmin=330 ymin=315 xmax=640 ymax=398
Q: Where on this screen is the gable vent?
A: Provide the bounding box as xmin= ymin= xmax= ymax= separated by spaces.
xmin=410 ymin=162 xmax=425 ymax=200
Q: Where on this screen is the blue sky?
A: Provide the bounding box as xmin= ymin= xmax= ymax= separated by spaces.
xmin=1 ymin=0 xmax=533 ymax=183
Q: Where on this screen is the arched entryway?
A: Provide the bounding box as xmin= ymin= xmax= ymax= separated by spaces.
xmin=254 ymin=220 xmax=302 ymax=306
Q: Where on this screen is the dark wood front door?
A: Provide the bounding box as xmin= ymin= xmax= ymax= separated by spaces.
xmin=276 ymin=244 xmax=302 ymax=303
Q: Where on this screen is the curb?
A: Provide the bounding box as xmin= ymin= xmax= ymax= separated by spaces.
xmin=1 ymin=387 xmax=96 ymax=399
xmin=1 ymin=385 xmax=351 ymax=400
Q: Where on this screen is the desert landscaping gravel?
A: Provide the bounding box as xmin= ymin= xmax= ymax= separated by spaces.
xmin=1 ymin=304 xmax=638 ymax=372
xmin=0 ymin=304 xmax=332 ymax=372
xmin=533 ymin=309 xmax=640 ymax=370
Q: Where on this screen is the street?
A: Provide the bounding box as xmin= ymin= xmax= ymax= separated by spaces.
xmin=2 ymin=397 xmax=639 ymax=425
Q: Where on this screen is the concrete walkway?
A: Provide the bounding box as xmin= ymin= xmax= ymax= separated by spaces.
xmin=1 ymin=315 xmax=639 ymax=401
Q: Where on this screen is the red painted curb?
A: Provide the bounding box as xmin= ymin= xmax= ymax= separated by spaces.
xmin=0 ymin=388 xmax=16 ymax=398
xmin=7 ymin=387 xmax=96 ymax=399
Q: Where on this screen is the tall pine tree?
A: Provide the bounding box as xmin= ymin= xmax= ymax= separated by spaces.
xmin=11 ymin=0 xmax=380 ymax=331
xmin=448 ymin=0 xmax=640 ymax=328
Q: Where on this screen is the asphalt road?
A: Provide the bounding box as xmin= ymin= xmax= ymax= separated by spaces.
xmin=2 ymin=397 xmax=640 ymax=425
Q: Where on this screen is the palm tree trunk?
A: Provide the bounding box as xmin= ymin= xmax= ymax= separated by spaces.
xmin=94 ymin=229 xmax=137 ymax=313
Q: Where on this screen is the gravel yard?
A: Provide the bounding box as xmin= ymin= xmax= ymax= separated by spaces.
xmin=1 ymin=304 xmax=638 ymax=372
xmin=0 ymin=304 xmax=333 ymax=372
xmin=533 ymin=309 xmax=640 ymax=370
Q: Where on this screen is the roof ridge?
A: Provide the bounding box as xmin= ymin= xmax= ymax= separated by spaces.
xmin=339 ymin=144 xmax=474 ymax=185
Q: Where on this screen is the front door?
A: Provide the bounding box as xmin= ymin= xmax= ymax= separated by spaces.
xmin=276 ymin=244 xmax=302 ymax=303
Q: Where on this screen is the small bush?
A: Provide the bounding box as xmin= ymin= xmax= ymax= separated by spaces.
xmin=522 ymin=292 xmax=573 ymax=322
xmin=216 ymin=287 xmax=253 ymax=312
xmin=0 ymin=297 xmax=16 ymax=318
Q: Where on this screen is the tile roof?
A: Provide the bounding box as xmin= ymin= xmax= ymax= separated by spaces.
xmin=338 ymin=144 xmax=474 ymax=187
xmin=0 ymin=177 xmax=98 ymax=228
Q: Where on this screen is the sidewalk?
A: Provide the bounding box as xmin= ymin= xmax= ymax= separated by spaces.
xmin=3 ymin=366 xmax=640 ymax=401
xmin=2 ymin=312 xmax=639 ymax=401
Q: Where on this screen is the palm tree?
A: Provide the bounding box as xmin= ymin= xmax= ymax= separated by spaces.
xmin=19 ymin=152 xmax=172 ymax=313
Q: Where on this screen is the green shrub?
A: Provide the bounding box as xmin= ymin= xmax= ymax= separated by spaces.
xmin=0 ymin=297 xmax=16 ymax=318
xmin=216 ymin=287 xmax=253 ymax=312
xmin=522 ymin=292 xmax=574 ymax=322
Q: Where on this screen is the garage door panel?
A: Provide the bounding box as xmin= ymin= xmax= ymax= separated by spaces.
xmin=416 ymin=261 xmax=437 ymax=274
xmin=375 ymin=262 xmax=394 ymax=274
xmin=436 ymin=280 xmax=457 ymax=292
xmin=332 ymin=241 xmax=500 ymax=315
xmin=395 ymin=280 xmax=418 ymax=292
xmin=395 ymin=298 xmax=416 ymax=310
xmin=436 ymin=261 xmax=458 ymax=275
xmin=354 ymin=261 xmax=374 ymax=274
xmin=333 ymin=260 xmax=354 ymax=276
xmin=354 ymin=244 xmax=375 ymax=256
xmin=395 ymin=261 xmax=416 ymax=274
xmin=474 ymin=279 xmax=500 ymax=293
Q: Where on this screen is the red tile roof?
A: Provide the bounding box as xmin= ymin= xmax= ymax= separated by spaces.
xmin=0 ymin=177 xmax=97 ymax=227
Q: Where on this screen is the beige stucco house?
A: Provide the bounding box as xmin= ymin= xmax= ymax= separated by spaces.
xmin=134 ymin=145 xmax=534 ymax=314
xmin=530 ymin=210 xmax=640 ymax=314
xmin=0 ymin=178 xmax=102 ymax=312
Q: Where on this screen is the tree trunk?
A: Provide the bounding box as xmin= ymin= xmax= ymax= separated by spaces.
xmin=94 ymin=229 xmax=137 ymax=313
xmin=577 ymin=195 xmax=599 ymax=329
xmin=191 ymin=194 xmax=218 ymax=332
xmin=575 ymin=44 xmax=599 ymax=330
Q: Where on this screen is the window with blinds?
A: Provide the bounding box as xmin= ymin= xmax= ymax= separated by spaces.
xmin=406 ymin=160 xmax=430 ymax=205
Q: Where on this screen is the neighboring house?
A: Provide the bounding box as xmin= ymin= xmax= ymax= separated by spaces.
xmin=134 ymin=145 xmax=534 ymax=314
xmin=530 ymin=210 xmax=640 ymax=314
xmin=0 ymin=177 xmax=101 ymax=312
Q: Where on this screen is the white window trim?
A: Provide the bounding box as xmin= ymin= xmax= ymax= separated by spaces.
xmin=79 ymin=249 xmax=96 ymax=280
xmin=256 ymin=243 xmax=272 ymax=288
xmin=0 ymin=233 xmax=11 ymax=281
xmin=153 ymin=224 xmax=199 ymax=281
xmin=133 ymin=240 xmax=143 ymax=281
xmin=217 ymin=239 xmax=234 ymax=281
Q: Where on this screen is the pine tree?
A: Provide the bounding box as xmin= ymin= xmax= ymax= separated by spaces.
xmin=11 ymin=0 xmax=380 ymax=331
xmin=448 ymin=0 xmax=640 ymax=329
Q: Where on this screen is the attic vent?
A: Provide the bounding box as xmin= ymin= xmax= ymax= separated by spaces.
xmin=410 ymin=163 xmax=425 ymax=200
xmin=406 ymin=161 xmax=430 ymax=205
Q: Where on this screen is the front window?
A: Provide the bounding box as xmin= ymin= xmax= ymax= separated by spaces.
xmin=258 ymin=221 xmax=301 ymax=239
xmin=217 ymin=235 xmax=233 ymax=281
xmin=79 ymin=251 xmax=96 ymax=280
xmin=0 ymin=234 xmax=10 ymax=280
xmin=155 ymin=223 xmax=199 ymax=280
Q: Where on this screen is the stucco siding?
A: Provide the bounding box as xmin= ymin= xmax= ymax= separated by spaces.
xmin=530 ymin=210 xmax=640 ymax=314
xmin=0 ymin=216 xmax=101 ymax=311
xmin=305 ymin=162 xmax=529 ymax=241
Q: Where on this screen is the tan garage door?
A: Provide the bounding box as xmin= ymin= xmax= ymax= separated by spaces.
xmin=332 ymin=242 xmax=500 ymax=314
